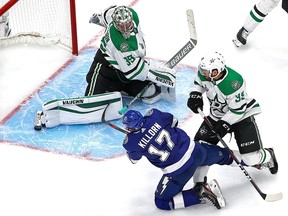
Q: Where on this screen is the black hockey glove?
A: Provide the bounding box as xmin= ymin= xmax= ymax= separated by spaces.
xmin=283 ymin=0 xmax=288 ymax=13
xmin=187 ymin=91 xmax=203 ymax=113
xmin=213 ymin=120 xmax=231 ymax=137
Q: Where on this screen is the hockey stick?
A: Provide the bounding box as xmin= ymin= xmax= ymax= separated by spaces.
xmin=102 ymin=103 xmax=129 ymax=134
xmin=161 ymin=9 xmax=197 ymax=101
xmin=118 ymin=82 xmax=154 ymax=115
xmin=164 ymin=9 xmax=197 ymax=68
xmin=197 ymin=108 xmax=283 ymax=202
xmin=118 ymin=9 xmax=197 ymax=115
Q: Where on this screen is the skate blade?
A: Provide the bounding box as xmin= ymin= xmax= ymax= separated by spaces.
xmin=232 ymin=39 xmax=243 ymax=47
xmin=209 ymin=179 xmax=226 ymax=208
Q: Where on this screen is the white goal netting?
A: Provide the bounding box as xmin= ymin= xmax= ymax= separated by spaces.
xmin=0 ymin=0 xmax=78 ymax=54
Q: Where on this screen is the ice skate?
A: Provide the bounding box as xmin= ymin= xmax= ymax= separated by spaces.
xmin=253 ymin=148 xmax=278 ymax=174
xmin=233 ymin=27 xmax=250 ymax=47
xmin=194 ymin=179 xmax=225 ymax=209
xmin=207 ymin=179 xmax=226 ymax=208
xmin=34 ymin=110 xmax=45 ymax=131
xmin=5 ymin=25 xmax=11 ymax=37
xmin=262 ymin=148 xmax=278 ymax=174
xmin=4 ymin=20 xmax=11 ymax=37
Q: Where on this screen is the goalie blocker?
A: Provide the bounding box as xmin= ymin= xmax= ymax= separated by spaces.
xmin=34 ymin=92 xmax=122 ymax=130
xmin=147 ymin=62 xmax=176 ymax=88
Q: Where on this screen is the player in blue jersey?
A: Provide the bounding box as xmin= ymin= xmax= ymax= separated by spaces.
xmin=122 ymin=108 xmax=234 ymax=211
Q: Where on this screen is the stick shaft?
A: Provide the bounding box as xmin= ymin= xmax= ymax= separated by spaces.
xmin=197 ymin=108 xmax=268 ymax=200
xmin=102 ymin=104 xmax=129 ymax=134
xmin=119 ymin=9 xmax=198 ymax=114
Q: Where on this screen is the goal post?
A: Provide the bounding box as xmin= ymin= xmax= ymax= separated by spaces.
xmin=0 ymin=0 xmax=78 ymax=55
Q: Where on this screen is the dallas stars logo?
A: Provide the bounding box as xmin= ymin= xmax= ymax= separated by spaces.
xmin=120 ymin=42 xmax=129 ymax=52
xmin=209 ymin=94 xmax=227 ymax=114
xmin=210 ymin=58 xmax=215 ymax=64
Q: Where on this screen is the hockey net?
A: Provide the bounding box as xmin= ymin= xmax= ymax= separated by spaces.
xmin=0 ymin=0 xmax=78 ymax=55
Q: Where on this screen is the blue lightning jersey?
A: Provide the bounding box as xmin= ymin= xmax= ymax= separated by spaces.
xmin=122 ymin=109 xmax=197 ymax=176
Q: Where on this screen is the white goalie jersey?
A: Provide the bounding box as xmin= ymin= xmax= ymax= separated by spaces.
xmin=91 ymin=5 xmax=176 ymax=88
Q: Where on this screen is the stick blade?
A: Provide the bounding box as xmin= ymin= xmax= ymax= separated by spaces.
xmin=186 ymin=9 xmax=197 ymax=44
xmin=264 ymin=192 xmax=283 ymax=202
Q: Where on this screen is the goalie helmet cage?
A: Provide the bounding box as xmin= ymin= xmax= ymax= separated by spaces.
xmin=0 ymin=0 xmax=78 ymax=55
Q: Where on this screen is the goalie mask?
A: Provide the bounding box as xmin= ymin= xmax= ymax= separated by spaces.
xmin=112 ymin=6 xmax=134 ymax=39
xmin=198 ymin=51 xmax=225 ymax=80
xmin=122 ymin=110 xmax=144 ymax=132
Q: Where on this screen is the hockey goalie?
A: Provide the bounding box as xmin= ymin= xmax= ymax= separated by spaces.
xmin=34 ymin=5 xmax=177 ymax=130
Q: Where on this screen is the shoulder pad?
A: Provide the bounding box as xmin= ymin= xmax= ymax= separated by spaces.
xmin=217 ymin=67 xmax=244 ymax=95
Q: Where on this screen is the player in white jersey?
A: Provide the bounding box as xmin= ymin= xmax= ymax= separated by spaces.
xmin=34 ymin=5 xmax=176 ymax=130
xmin=187 ymin=51 xmax=278 ymax=174
xmin=0 ymin=12 xmax=11 ymax=37
xmin=86 ymin=5 xmax=176 ymax=104
xmin=233 ymin=0 xmax=287 ymax=47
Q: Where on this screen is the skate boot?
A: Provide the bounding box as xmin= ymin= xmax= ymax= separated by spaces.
xmin=1 ymin=13 xmax=11 ymax=37
xmin=253 ymin=148 xmax=278 ymax=174
xmin=263 ymin=148 xmax=278 ymax=174
xmin=34 ymin=111 xmax=46 ymax=131
xmin=5 ymin=22 xmax=11 ymax=37
xmin=232 ymin=27 xmax=250 ymax=47
xmin=194 ymin=178 xmax=225 ymax=209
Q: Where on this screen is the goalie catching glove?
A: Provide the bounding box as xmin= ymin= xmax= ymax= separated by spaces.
xmin=89 ymin=5 xmax=116 ymax=27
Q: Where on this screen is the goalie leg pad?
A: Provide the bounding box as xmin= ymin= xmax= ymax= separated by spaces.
xmin=41 ymin=92 xmax=123 ymax=128
xmin=141 ymin=84 xmax=162 ymax=104
xmin=161 ymin=86 xmax=176 ymax=102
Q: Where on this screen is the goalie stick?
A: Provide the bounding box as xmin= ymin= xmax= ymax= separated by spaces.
xmin=118 ymin=82 xmax=154 ymax=115
xmin=102 ymin=103 xmax=129 ymax=134
xmin=164 ymin=9 xmax=197 ymax=68
xmin=118 ymin=9 xmax=197 ymax=115
xmin=197 ymin=108 xmax=283 ymax=202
